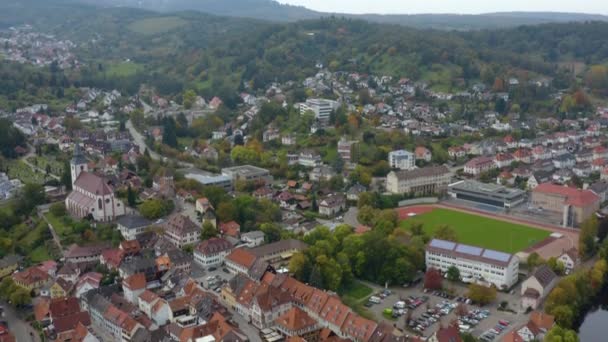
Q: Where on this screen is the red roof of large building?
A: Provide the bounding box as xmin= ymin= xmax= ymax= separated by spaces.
xmin=533 ymin=183 xmax=600 ymax=207
xmin=74 ymin=172 xmax=113 ymax=195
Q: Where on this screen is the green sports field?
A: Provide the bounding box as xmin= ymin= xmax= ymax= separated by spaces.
xmin=400 ymin=208 xmax=551 ymax=253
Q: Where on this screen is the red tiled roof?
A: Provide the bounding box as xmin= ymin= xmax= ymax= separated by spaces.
xmin=49 ymin=297 xmax=80 ymax=318
xmin=53 ymin=311 xmax=91 ymax=334
xmin=275 ymin=307 xmax=317 ymax=332
xmin=123 ymin=273 xmax=146 ymax=291
xmin=533 ymin=183 xmax=600 ymax=207
xmin=195 ymin=237 xmax=233 ymax=255
xmin=12 ymin=266 xmax=49 ymax=286
xmin=225 ymin=248 xmax=256 ymax=270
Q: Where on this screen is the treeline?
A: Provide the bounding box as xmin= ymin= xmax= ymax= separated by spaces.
xmin=289 ymin=210 xmax=425 ymax=292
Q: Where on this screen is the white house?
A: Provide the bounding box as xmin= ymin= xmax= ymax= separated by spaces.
xmin=521 ymin=265 xmax=557 ymax=310
xmin=241 ymin=231 xmax=265 ymax=248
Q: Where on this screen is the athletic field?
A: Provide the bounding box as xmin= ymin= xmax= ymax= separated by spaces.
xmin=399 ymin=207 xmax=551 ymax=253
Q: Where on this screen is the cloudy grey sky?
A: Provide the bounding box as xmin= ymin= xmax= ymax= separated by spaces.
xmin=277 ymin=0 xmax=608 ymax=15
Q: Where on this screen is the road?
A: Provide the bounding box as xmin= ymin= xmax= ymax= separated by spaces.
xmin=1 ymin=301 xmax=41 ymax=342
xmin=39 ymin=211 xmax=63 ymax=252
xmin=125 ymin=119 xmax=162 ymax=161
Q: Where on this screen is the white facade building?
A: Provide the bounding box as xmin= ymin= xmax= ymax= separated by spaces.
xmin=425 ymin=239 xmax=519 ymax=289
xmin=388 ymin=150 xmax=416 ymax=170
xmin=299 ymin=98 xmax=339 ymax=123
xmin=193 ymin=237 xmax=233 ymax=269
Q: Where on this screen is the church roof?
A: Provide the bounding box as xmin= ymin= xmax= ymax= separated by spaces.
xmin=74 ymin=172 xmax=113 ymax=196
xmin=72 ymin=143 xmax=88 ymax=165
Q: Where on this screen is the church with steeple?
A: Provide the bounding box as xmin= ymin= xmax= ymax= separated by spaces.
xmin=65 ymin=143 xmax=125 ymax=222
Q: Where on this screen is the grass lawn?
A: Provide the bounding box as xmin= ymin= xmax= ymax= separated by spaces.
xmin=107 ymin=61 xmax=144 ymax=77
xmin=29 ymin=246 xmax=51 ymax=263
xmin=44 ymin=212 xmax=72 ymax=237
xmin=128 ymin=16 xmax=188 ymax=35
xmin=26 ymin=156 xmax=65 ymax=176
xmin=341 ymin=281 xmax=373 ymax=301
xmin=400 ymin=208 xmax=550 ymax=253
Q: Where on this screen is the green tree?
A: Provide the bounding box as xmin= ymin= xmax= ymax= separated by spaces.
xmin=260 ymin=223 xmax=282 ymax=243
xmin=127 ymin=185 xmax=137 ymax=207
xmin=545 ymin=325 xmax=579 ymax=342
xmin=447 ymin=265 xmax=461 ymax=282
xmin=49 ymin=202 xmax=67 ymax=217
xmin=61 ymin=161 xmax=72 ymax=190
xmin=139 ymin=199 xmax=172 ymax=220
xmin=13 ymin=183 xmax=46 ymax=216
xmin=10 ymin=288 xmax=31 ymax=306
xmin=183 ymin=89 xmax=197 ymax=109
xmin=201 ymin=221 xmax=218 ymax=240
xmin=526 ymin=252 xmax=543 ymax=268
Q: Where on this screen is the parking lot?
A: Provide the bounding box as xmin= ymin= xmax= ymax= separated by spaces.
xmin=364 ymin=282 xmax=529 ymax=340
xmin=190 ymin=262 xmax=234 ymax=292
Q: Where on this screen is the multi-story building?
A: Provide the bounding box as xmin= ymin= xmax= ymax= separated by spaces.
xmin=299 ymin=98 xmax=339 ymax=123
xmin=425 ymin=239 xmax=519 ymax=289
xmin=388 ymin=150 xmax=415 ymax=170
xmin=117 ymin=215 xmax=152 ymax=241
xmin=163 ymin=214 xmax=200 ymax=248
xmin=337 ymin=137 xmax=357 ymax=164
xmin=386 ymin=165 xmax=451 ymax=195
xmin=531 ymin=182 xmax=600 ymax=227
xmin=193 ymin=237 xmax=233 ymax=269
xmin=298 ymin=150 xmax=322 ymax=168
xmin=464 ymin=156 xmax=496 ymax=176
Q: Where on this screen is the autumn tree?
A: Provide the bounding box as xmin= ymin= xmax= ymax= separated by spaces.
xmin=434 ymin=225 xmax=458 ymax=242
xmin=467 ymin=284 xmax=496 ymax=305
xmin=579 ymin=216 xmax=599 ymax=258
xmin=424 ymin=268 xmax=443 ymax=290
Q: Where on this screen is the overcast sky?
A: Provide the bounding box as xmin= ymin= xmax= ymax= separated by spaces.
xmin=277 ymin=0 xmax=608 ymax=15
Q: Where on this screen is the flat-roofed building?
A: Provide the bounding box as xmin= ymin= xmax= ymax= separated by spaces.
xmin=221 ymin=165 xmax=272 ymax=184
xmin=425 ymin=239 xmax=519 ymax=289
xmin=388 ymin=150 xmax=415 ymax=170
xmin=448 ymin=180 xmax=526 ymax=208
xmin=183 ymin=168 xmax=233 ymax=192
xmin=386 ymin=165 xmax=451 ymax=195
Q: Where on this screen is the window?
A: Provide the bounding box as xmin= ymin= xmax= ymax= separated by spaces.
xmin=98 ymin=199 xmax=102 ymax=210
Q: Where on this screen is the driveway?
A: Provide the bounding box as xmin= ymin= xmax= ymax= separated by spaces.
xmin=0 ymin=302 xmax=40 ymax=342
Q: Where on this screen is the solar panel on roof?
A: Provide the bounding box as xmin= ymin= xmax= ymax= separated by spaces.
xmin=455 ymin=244 xmax=483 ymax=256
xmin=429 ymin=239 xmax=456 ymax=250
xmin=482 ymin=249 xmax=511 ymax=262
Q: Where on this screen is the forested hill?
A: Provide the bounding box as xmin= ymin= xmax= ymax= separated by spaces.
xmin=2 ymin=0 xmax=608 ymax=99
xmin=58 ymin=0 xmax=608 ymax=30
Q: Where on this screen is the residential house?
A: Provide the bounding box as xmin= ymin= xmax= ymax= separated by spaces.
xmin=589 ymin=181 xmax=608 ymax=202
xmin=241 ymin=231 xmax=265 ymax=248
xmin=122 ymin=273 xmax=147 ymax=304
xmin=552 ymin=153 xmax=576 ymax=169
xmin=558 ymin=248 xmax=579 ymax=273
xmin=415 ymin=146 xmax=432 ymax=162
xmin=527 ymin=171 xmax=552 ymax=190
xmin=298 ymin=150 xmax=322 ymax=168
xmin=346 ymin=183 xmax=366 ymax=201
xmin=12 ymin=266 xmax=50 ymax=292
xmin=50 ymin=278 xmax=74 ymax=299
xmin=494 ymin=153 xmax=514 ymax=168
xmin=319 ymin=194 xmax=346 ymax=217
xmin=521 ymin=265 xmax=557 ymax=310
xmin=117 ymin=215 xmax=152 ymax=241
xmin=309 ymin=165 xmax=336 ymax=182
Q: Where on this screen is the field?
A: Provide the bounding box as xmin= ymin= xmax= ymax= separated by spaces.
xmin=341 ymin=281 xmax=373 ymax=301
xmin=400 ymin=208 xmax=551 ymax=253
xmin=128 ymin=17 xmax=189 ymax=35
xmin=106 ymin=61 xmax=144 ymax=77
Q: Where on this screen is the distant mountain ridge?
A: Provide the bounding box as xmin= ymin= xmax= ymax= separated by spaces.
xmin=65 ymin=0 xmax=608 ymax=29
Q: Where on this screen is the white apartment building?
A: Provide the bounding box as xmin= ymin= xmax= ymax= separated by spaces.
xmin=425 ymin=239 xmax=519 ymax=289
xmin=299 ymin=98 xmax=339 ymax=123
xmin=385 ymin=165 xmax=451 ymax=195
xmin=388 ymin=150 xmax=416 ymax=170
